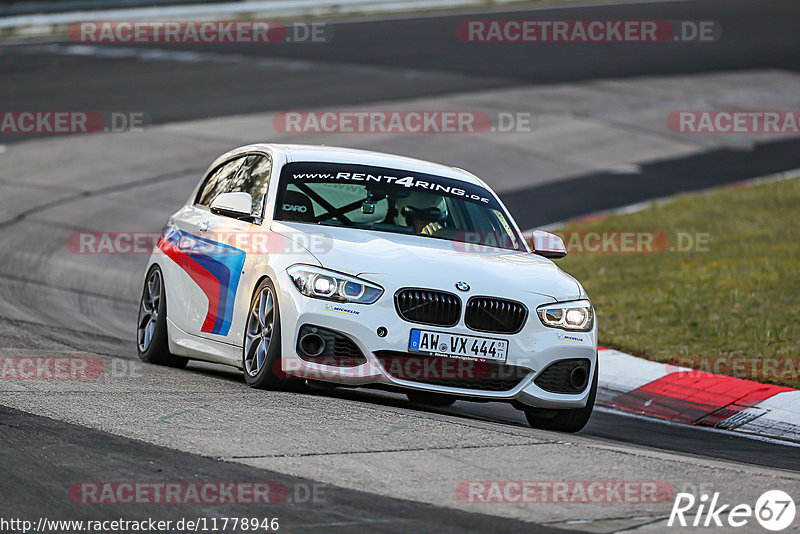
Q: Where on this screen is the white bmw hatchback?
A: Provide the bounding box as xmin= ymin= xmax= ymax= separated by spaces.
xmin=138 ymin=144 xmax=598 ymax=432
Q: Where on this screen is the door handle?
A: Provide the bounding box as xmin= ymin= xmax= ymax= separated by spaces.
xmin=198 ymin=220 xmax=209 ymax=232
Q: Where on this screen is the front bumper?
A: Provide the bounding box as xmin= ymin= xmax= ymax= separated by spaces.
xmin=275 ymin=270 xmax=597 ymax=409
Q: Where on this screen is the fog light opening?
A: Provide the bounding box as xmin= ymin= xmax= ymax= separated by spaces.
xmin=569 ymin=366 xmax=589 ymax=390
xmin=299 ymin=333 xmax=326 ymax=358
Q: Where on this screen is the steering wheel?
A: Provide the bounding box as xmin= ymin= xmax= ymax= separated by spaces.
xmin=400 ymin=206 xmax=446 ymax=224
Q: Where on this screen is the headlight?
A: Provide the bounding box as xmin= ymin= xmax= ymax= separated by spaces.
xmin=287 ymin=265 xmax=383 ymax=304
xmin=537 ymin=300 xmax=593 ymax=331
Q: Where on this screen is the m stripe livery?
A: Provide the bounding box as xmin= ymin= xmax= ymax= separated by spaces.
xmin=157 ymin=226 xmax=245 ymax=336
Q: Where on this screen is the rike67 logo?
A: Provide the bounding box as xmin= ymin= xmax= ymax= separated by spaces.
xmin=669 ymin=490 xmax=796 ymax=531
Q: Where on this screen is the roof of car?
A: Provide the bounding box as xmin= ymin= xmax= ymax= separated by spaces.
xmin=247 ymin=143 xmax=487 ymax=187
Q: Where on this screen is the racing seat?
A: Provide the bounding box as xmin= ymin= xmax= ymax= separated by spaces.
xmin=278 ymin=190 xmax=315 ymax=222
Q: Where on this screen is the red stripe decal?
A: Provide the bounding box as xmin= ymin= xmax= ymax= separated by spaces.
xmin=606 ymin=370 xmax=792 ymax=425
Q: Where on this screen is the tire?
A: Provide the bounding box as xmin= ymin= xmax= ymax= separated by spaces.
xmin=524 ymin=360 xmax=598 ymax=433
xmin=406 ymin=391 xmax=457 ymax=407
xmin=242 ymin=278 xmax=300 ymax=391
xmin=137 ymin=265 xmax=188 ymax=368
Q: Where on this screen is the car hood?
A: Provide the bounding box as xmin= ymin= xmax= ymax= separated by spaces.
xmin=272 ymin=222 xmax=583 ymax=302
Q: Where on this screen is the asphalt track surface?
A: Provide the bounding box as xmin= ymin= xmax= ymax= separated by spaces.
xmin=0 ymin=405 xmax=558 ymax=533
xmin=2 ymin=1 xmax=800 ymax=532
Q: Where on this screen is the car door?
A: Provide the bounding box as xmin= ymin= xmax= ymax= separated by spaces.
xmin=187 ymin=153 xmax=274 ymax=345
xmin=158 ymin=156 xmax=246 ymax=337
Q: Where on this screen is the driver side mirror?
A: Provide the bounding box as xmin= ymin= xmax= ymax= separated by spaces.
xmin=528 ymin=230 xmax=567 ymax=259
xmin=211 ymin=192 xmax=254 ymax=221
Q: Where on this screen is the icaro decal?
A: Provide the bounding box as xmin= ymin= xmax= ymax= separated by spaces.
xmin=282 ymin=204 xmax=308 ymax=212
xmin=157 ymin=226 xmax=245 ymax=336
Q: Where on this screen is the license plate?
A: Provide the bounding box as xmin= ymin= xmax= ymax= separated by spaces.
xmin=408 ymin=329 xmax=507 ymax=362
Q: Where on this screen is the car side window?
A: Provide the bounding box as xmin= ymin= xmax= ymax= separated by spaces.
xmin=196 ymin=157 xmax=245 ymax=207
xmin=227 ymin=154 xmax=272 ymax=217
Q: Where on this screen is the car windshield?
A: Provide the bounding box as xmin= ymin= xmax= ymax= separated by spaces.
xmin=274 ymin=162 xmax=523 ymax=251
